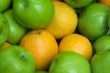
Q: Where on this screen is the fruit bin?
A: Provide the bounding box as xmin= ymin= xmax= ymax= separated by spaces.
xmin=0 ymin=0 xmax=110 ymax=73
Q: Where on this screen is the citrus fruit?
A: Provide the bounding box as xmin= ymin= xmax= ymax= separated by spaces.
xmin=78 ymin=3 xmax=110 ymax=39
xmin=99 ymin=0 xmax=110 ymax=8
xmin=20 ymin=29 xmax=58 ymax=70
xmin=93 ymin=35 xmax=110 ymax=53
xmin=59 ymin=34 xmax=92 ymax=60
xmin=91 ymin=51 xmax=110 ymax=73
xmin=0 ymin=42 xmax=10 ymax=49
xmin=49 ymin=52 xmax=91 ymax=73
xmin=46 ymin=1 xmax=78 ymax=39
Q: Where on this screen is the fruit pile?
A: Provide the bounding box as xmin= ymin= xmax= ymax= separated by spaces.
xmin=0 ymin=0 xmax=110 ymax=73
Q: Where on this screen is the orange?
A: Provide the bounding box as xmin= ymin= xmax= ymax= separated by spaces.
xmin=59 ymin=34 xmax=92 ymax=60
xmin=99 ymin=0 xmax=110 ymax=8
xmin=46 ymin=1 xmax=78 ymax=39
xmin=0 ymin=42 xmax=10 ymax=48
xmin=20 ymin=29 xmax=58 ymax=70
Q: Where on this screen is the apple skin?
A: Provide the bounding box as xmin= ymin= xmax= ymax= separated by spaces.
xmin=13 ymin=0 xmax=54 ymax=29
xmin=0 ymin=45 xmax=36 ymax=73
xmin=0 ymin=0 xmax=11 ymax=12
xmin=64 ymin=0 xmax=92 ymax=8
xmin=36 ymin=71 xmax=48 ymax=73
xmin=78 ymin=3 xmax=110 ymax=39
xmin=0 ymin=14 xmax=9 ymax=46
xmin=3 ymin=10 xmax=27 ymax=44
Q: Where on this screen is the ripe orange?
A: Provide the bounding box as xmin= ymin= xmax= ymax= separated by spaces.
xmin=59 ymin=34 xmax=93 ymax=60
xmin=20 ymin=29 xmax=58 ymax=70
xmin=99 ymin=0 xmax=110 ymax=8
xmin=46 ymin=1 xmax=78 ymax=39
xmin=0 ymin=42 xmax=10 ymax=48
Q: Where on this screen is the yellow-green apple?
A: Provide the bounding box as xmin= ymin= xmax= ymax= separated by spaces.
xmin=0 ymin=14 xmax=9 ymax=46
xmin=13 ymin=0 xmax=54 ymax=29
xmin=0 ymin=45 xmax=36 ymax=73
xmin=64 ymin=0 xmax=92 ymax=8
xmin=0 ymin=0 xmax=11 ymax=12
xmin=3 ymin=10 xmax=26 ymax=44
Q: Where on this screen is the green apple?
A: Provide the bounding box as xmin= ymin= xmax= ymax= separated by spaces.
xmin=0 ymin=45 xmax=36 ymax=73
xmin=93 ymin=35 xmax=110 ymax=53
xmin=64 ymin=0 xmax=92 ymax=8
xmin=13 ymin=0 xmax=54 ymax=29
xmin=0 ymin=14 xmax=9 ymax=46
xmin=91 ymin=51 xmax=110 ymax=73
xmin=36 ymin=71 xmax=48 ymax=73
xmin=0 ymin=0 xmax=11 ymax=12
xmin=3 ymin=10 xmax=27 ymax=44
xmin=78 ymin=3 xmax=110 ymax=40
xmin=49 ymin=52 xmax=91 ymax=73
xmin=108 ymin=15 xmax=110 ymax=29
xmin=12 ymin=0 xmax=14 ymax=2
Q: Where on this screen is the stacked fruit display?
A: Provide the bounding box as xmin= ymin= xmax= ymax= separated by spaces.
xmin=0 ymin=0 xmax=110 ymax=73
